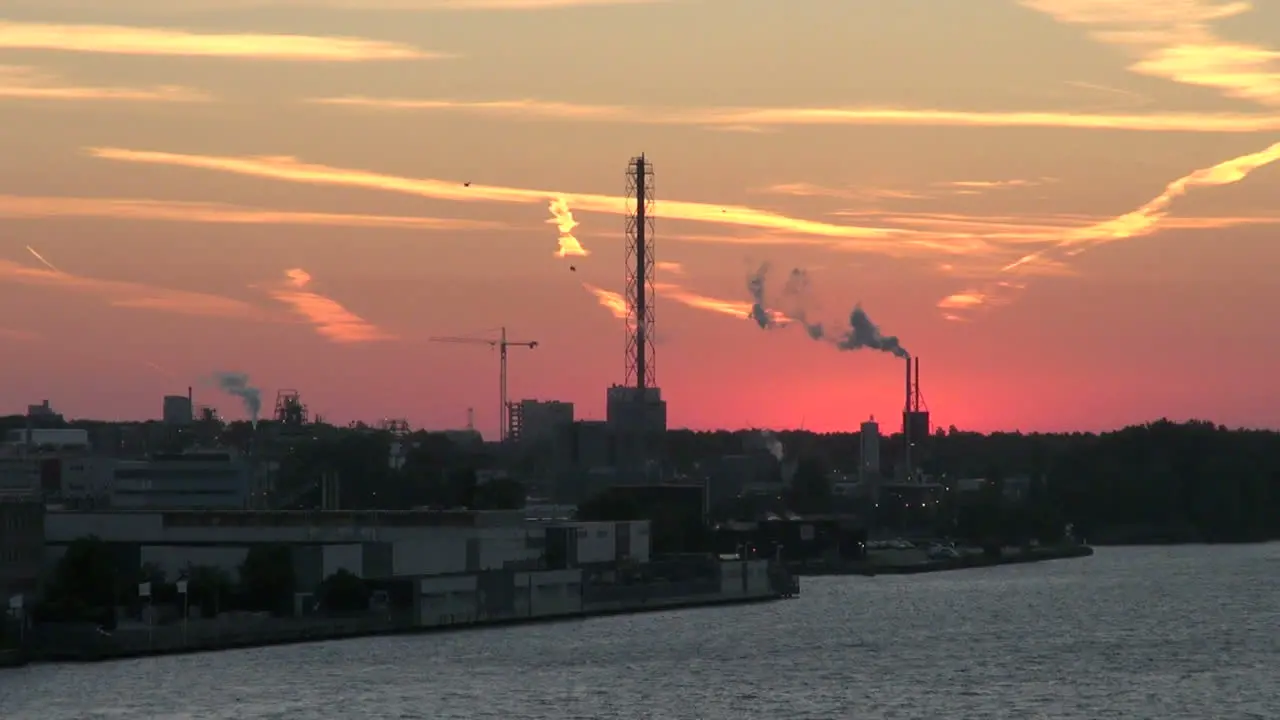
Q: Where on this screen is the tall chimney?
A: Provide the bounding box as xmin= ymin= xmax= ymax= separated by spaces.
xmin=904 ymin=356 xmax=912 ymax=480
xmin=914 ymin=357 xmax=920 ymax=412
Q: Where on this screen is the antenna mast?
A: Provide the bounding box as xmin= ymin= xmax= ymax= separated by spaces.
xmin=625 ymin=154 xmax=656 ymax=390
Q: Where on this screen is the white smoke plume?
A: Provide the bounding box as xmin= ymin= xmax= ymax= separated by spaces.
xmin=212 ymin=371 xmax=261 ymax=424
xmin=759 ymin=429 xmax=784 ymax=461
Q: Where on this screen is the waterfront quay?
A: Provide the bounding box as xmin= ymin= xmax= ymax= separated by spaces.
xmin=10 ymin=508 xmax=795 ymax=664
xmin=788 ymin=541 xmax=1094 ymax=577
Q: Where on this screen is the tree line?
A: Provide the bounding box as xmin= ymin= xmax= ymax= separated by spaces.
xmin=672 ymin=420 xmax=1280 ymax=544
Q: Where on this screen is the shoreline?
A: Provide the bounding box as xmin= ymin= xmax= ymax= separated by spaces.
xmin=792 ymin=544 xmax=1095 ymax=577
xmin=11 ymin=590 xmax=790 ymax=667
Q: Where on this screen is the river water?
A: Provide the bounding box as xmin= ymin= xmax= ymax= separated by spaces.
xmin=1 ymin=544 xmax=1276 ymax=719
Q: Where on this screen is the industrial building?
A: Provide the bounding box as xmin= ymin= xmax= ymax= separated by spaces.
xmin=162 ymin=392 xmax=194 ymax=425
xmin=0 ymin=439 xmax=252 ymax=510
xmin=110 ymin=450 xmax=251 ymax=510
xmin=860 ymin=418 xmax=881 ymax=481
xmin=25 ymin=400 xmax=58 ymax=420
xmin=43 ymin=509 xmax=651 ymax=591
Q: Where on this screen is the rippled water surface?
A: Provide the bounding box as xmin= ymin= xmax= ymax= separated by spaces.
xmin=2 ymin=544 xmax=1277 ymax=719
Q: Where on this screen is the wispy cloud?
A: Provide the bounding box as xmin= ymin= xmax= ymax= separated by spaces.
xmin=934 ymin=177 xmax=1057 ymax=194
xmin=656 ymin=282 xmax=776 ymax=322
xmin=0 ymin=327 xmax=39 ymax=341
xmin=0 ymin=21 xmax=438 ymax=61
xmin=1020 ymin=0 xmax=1280 ymax=108
xmin=761 ymin=183 xmax=929 ymax=202
xmin=939 ymin=140 xmax=1280 ymax=317
xmin=583 ymin=280 xmax=776 ymax=325
xmin=310 ymin=95 xmax=1280 ymax=133
xmin=0 ymin=194 xmax=501 ymax=231
xmin=761 ymin=178 xmax=1055 ymax=204
xmin=89 ymin=147 xmax=1001 ymax=257
xmin=656 ymin=260 xmax=684 ymax=276
xmin=583 ymin=283 xmax=627 ymax=319
xmin=10 ymin=0 xmax=663 ymax=9
xmin=0 ymin=65 xmax=207 ymax=102
xmin=267 ymin=268 xmax=394 ymax=343
xmin=0 ymin=251 xmax=262 ymax=319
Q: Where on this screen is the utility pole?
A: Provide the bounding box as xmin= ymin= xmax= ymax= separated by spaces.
xmin=429 ymin=327 xmax=538 ymax=442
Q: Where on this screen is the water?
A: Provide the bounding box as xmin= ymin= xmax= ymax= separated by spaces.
xmin=2 ymin=544 xmax=1277 ymax=719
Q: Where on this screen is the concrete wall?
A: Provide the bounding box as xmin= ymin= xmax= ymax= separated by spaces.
xmin=392 ymin=535 xmax=467 ymax=577
xmin=628 ymin=521 xmax=651 ymax=563
xmin=416 ymin=574 xmax=479 ymax=626
xmin=544 ymin=520 xmax=650 ymax=566
xmin=514 ymin=568 xmax=582 ymax=617
xmin=745 ymin=559 xmax=771 ymax=595
xmin=576 ymin=522 xmax=616 ymax=564
xmin=719 ymin=560 xmax=746 ymax=597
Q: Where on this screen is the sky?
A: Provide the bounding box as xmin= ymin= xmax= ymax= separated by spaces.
xmin=1 ymin=0 xmax=1279 ymax=436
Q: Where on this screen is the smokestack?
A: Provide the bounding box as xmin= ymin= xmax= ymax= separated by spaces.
xmin=188 ymin=386 xmax=194 ymax=421
xmin=904 ymin=356 xmax=912 ymax=481
xmin=914 ymin=357 xmax=920 ymax=412
xmin=905 ymin=356 xmax=912 ymax=414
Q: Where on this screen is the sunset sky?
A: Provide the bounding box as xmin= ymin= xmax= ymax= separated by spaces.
xmin=2 ymin=0 xmax=1279 ymax=436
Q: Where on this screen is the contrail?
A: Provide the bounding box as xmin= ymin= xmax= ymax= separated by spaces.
xmin=26 ymin=245 xmax=60 ymax=272
xmin=940 ymin=140 xmax=1280 ymax=316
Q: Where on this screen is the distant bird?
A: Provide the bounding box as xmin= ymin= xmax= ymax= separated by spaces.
xmin=463 ymin=181 xmax=471 ymax=187
xmin=569 ymin=265 xmax=576 ymax=272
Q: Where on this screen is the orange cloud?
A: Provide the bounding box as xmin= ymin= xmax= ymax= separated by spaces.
xmin=0 ymin=255 xmax=262 ymax=319
xmin=1020 ymin=1 xmax=1280 ymax=108
xmin=267 ymin=268 xmax=394 ymax=343
xmin=0 ymin=327 xmax=39 ymax=341
xmin=656 ymin=282 xmax=778 ymax=323
xmin=582 ymin=283 xmax=627 ymax=319
xmin=89 ymin=147 xmax=999 ymax=257
xmin=311 ymin=95 xmax=1280 ymax=133
xmin=0 ymin=21 xmax=437 ymax=61
xmin=0 ymin=65 xmax=207 ymax=102
xmin=656 ymin=261 xmax=684 ymax=276
xmin=548 ymin=197 xmax=587 ymax=257
xmin=19 ymin=0 xmax=662 ymax=8
xmin=0 ymin=194 xmax=501 ymax=231
xmin=940 ymin=141 xmax=1280 ymax=317
xmin=761 ymin=183 xmax=929 ymax=202
xmin=583 ymin=280 xmax=784 ymax=325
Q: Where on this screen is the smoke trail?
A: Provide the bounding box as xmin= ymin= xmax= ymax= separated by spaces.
xmin=747 ymin=263 xmax=774 ymax=328
xmin=835 ymin=305 xmax=909 ymax=358
xmin=748 ymin=264 xmax=823 ymax=337
xmin=548 ymin=197 xmax=587 ymax=258
xmin=212 ymin=370 xmax=261 ymax=424
xmin=26 ymin=245 xmax=60 ymax=272
xmin=759 ymin=429 xmax=784 ymax=461
xmin=748 ymin=264 xmax=909 ymax=358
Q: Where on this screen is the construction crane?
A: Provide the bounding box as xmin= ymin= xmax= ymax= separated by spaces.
xmin=428 ymin=327 xmax=538 ymax=442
